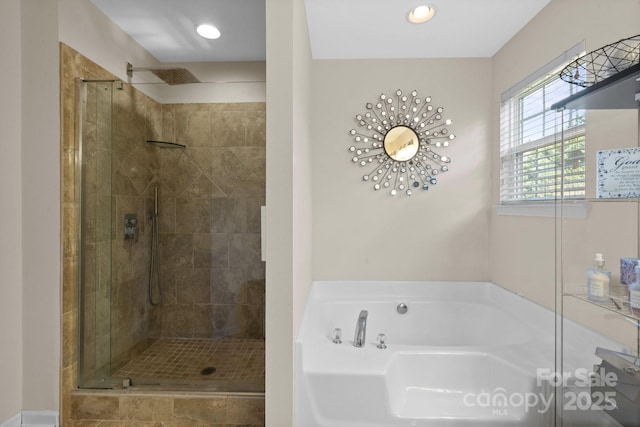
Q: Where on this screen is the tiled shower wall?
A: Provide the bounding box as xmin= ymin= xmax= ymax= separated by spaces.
xmin=158 ymin=103 xmax=266 ymax=339
xmin=110 ymin=79 xmax=165 ymax=371
xmin=61 ymin=43 xmax=266 ymax=423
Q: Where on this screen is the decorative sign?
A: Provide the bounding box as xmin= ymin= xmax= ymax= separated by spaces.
xmin=597 ymin=148 xmax=640 ymax=199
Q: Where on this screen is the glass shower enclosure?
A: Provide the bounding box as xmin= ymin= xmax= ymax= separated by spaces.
xmin=553 ymin=59 xmax=640 ymax=425
xmin=76 ymin=78 xmax=266 ymax=392
xmin=77 ymin=79 xmax=114 ymax=388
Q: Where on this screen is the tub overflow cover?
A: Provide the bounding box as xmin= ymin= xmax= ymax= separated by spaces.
xmin=397 ymin=303 xmax=408 ymax=314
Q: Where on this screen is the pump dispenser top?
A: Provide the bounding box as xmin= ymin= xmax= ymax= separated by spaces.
xmin=594 ymin=253 xmax=605 ymax=267
xmin=587 ymin=253 xmax=611 ymax=303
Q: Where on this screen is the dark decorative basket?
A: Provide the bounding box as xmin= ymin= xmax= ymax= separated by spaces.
xmin=559 ymin=34 xmax=640 ymax=88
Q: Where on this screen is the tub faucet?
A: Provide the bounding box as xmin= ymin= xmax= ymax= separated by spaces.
xmin=353 ymin=310 xmax=368 ymax=347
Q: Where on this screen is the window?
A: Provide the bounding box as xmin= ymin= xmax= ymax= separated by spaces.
xmin=500 ymin=44 xmax=586 ymax=203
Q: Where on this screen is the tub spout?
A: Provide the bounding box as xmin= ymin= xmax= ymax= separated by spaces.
xmin=353 ymin=310 xmax=368 ymax=347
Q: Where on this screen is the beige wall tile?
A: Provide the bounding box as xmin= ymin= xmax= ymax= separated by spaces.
xmin=226 ymin=397 xmax=265 ymax=425
xmin=119 ymin=396 xmax=172 ymax=421
xmin=62 ymin=256 xmax=78 ymax=315
xmin=173 ymin=397 xmax=226 ymax=424
xmin=71 ymin=395 xmax=119 ymax=420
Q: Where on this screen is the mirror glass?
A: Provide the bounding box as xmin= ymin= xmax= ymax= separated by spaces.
xmin=383 ymin=126 xmax=420 ymax=161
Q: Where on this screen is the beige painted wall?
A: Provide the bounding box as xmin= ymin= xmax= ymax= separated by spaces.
xmin=265 ymin=0 xmax=314 ymax=424
xmin=491 ymin=0 xmax=640 ymax=349
xmin=291 ymin=0 xmax=314 ymax=355
xmin=265 ymin=0 xmax=294 ymax=424
xmin=20 ymin=0 xmax=61 ymax=413
xmin=0 ymin=0 xmax=63 ymax=418
xmin=311 ymin=58 xmax=492 ymax=281
xmin=0 ymin=0 xmax=24 ymax=421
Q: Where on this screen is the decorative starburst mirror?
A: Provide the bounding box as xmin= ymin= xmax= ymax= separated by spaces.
xmin=348 ymin=89 xmax=455 ymax=196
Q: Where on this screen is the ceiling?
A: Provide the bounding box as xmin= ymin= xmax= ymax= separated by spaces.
xmin=90 ymin=0 xmax=551 ymax=63
xmin=306 ymin=0 xmax=551 ymax=59
xmin=90 ymin=0 xmax=266 ymax=62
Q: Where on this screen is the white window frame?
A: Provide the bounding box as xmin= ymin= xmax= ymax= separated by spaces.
xmin=498 ymin=43 xmax=587 ymax=216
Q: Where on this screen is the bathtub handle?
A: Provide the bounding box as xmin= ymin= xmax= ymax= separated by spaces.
xmin=376 ymin=333 xmax=387 ymax=349
xmin=332 ymin=328 xmax=342 ymax=344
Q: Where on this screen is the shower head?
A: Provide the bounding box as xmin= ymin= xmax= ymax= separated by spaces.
xmin=126 ymin=62 xmax=201 ymax=85
xmin=147 ymin=140 xmax=186 ymax=149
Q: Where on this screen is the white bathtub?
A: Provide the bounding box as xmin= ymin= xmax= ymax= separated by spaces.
xmin=295 ymin=281 xmax=625 ymax=427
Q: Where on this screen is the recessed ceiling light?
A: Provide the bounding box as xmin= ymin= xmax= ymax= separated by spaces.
xmin=196 ymin=24 xmax=221 ymax=40
xmin=408 ymin=5 xmax=435 ymax=24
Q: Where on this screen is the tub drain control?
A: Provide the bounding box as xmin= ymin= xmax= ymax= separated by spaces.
xmin=396 ymin=303 xmax=408 ymax=314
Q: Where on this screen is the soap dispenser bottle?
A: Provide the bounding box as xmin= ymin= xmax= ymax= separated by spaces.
xmin=629 ymin=261 xmax=640 ymax=316
xmin=587 ymin=253 xmax=611 ymax=303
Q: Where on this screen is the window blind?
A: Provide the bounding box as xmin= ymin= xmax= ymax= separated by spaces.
xmin=500 ymin=44 xmax=586 ymax=203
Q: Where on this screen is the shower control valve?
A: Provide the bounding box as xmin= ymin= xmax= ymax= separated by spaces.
xmin=124 ymin=213 xmax=138 ymax=242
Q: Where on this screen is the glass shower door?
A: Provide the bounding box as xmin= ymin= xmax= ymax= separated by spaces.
xmin=77 ymin=80 xmax=115 ymax=388
xmin=556 ymin=106 xmax=640 ymax=426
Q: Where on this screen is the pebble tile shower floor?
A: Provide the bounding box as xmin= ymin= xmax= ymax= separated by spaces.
xmin=113 ymin=337 xmax=265 ymax=390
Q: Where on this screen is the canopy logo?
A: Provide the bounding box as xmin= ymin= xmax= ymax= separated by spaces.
xmin=462 ymin=367 xmax=618 ymax=416
xmin=462 ymin=388 xmax=553 ymax=415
